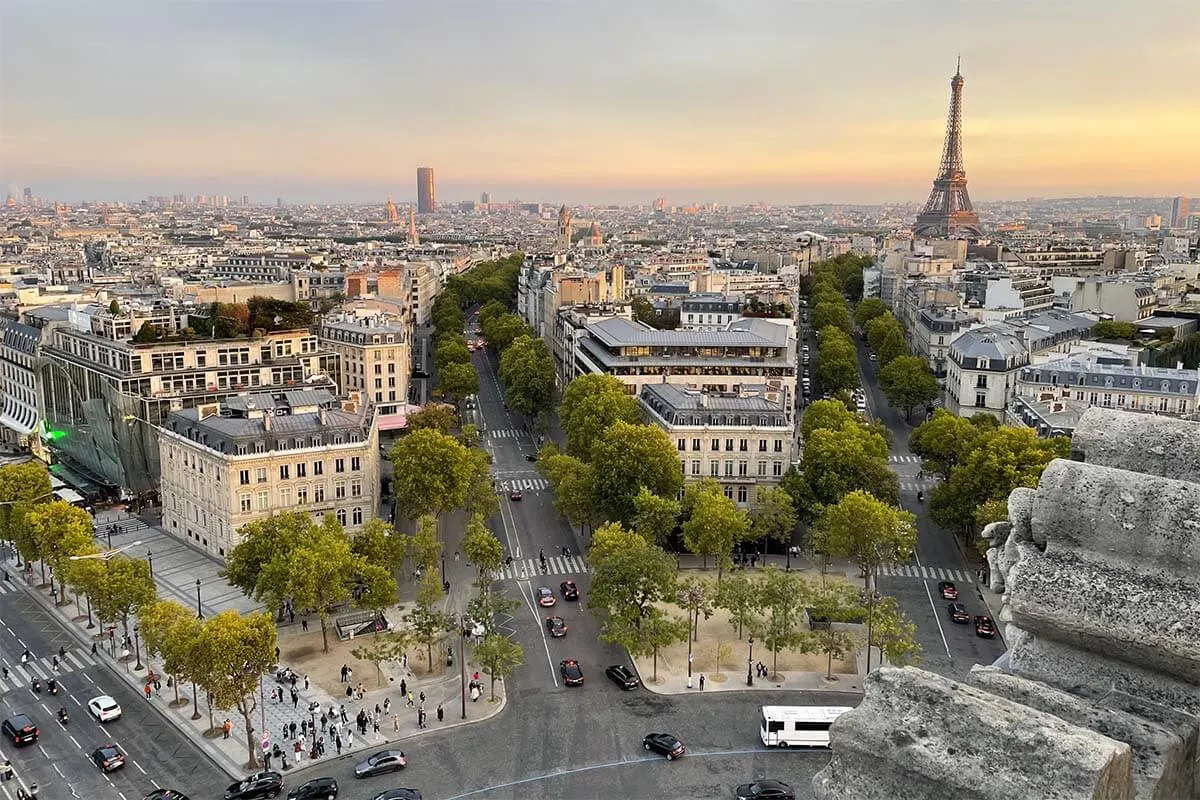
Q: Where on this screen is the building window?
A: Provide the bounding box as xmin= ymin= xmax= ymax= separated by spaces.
xmin=335 ymin=458 xmax=345 ymax=473
xmin=711 ymin=439 xmax=720 ymax=451
xmin=335 ymin=481 xmax=346 ymax=500
xmin=773 ymin=461 xmax=783 ymax=477
xmin=723 ymin=485 xmax=734 ymax=500
xmin=239 ymin=470 xmax=250 ymax=485
xmin=689 ymin=438 xmax=699 ymax=451
xmin=975 ymin=393 xmax=987 ymax=408
xmin=677 ymin=439 xmax=686 ymax=452
xmin=739 ymin=439 xmax=748 ymax=452
xmin=724 ymin=460 xmax=734 ymax=477
xmin=774 ymin=440 xmax=783 ymax=453
xmin=296 ymin=462 xmax=307 ymax=477
xmin=737 ymin=486 xmax=748 ymax=504
xmin=279 ymin=487 xmax=292 ymax=507
xmin=976 ymin=375 xmax=988 ymax=389
xmin=313 ymin=461 xmax=324 ymax=476
xmin=256 ymin=491 xmax=269 ymax=510
xmin=279 ymin=465 xmax=290 ymax=480
xmin=297 ymin=486 xmax=308 ymax=505
xmin=351 ymin=457 xmax=361 ymax=471
xmin=757 ymin=461 xmax=767 ymax=476
xmin=725 ymin=439 xmax=734 ymax=451
xmin=239 ymin=494 xmax=251 ymax=512
xmin=758 ymin=439 xmax=767 ymax=452
xmin=351 ymin=479 xmax=362 ymax=497
xmin=710 ymin=462 xmax=720 ymax=477
xmin=256 ymin=468 xmax=267 ymax=483
xmin=336 ymin=508 xmax=347 ymax=526
xmin=738 ymin=460 xmax=748 ymax=477
xmin=691 ymin=460 xmax=701 ymax=476
xmin=314 ymin=486 xmax=326 ymax=503
xmin=352 ymin=507 xmax=363 ymax=526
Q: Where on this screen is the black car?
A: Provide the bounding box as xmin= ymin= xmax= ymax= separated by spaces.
xmin=524 ymin=453 xmax=538 ymax=462
xmin=354 ymin=750 xmax=408 ymax=778
xmin=642 ymin=732 xmax=686 ymax=760
xmin=91 ymin=743 xmax=126 ymax=772
xmin=1 ymin=714 xmax=38 ymax=746
xmin=938 ymin=581 xmax=958 ymax=600
xmin=545 ymin=616 xmax=567 ymax=637
xmin=225 ymin=771 xmax=284 ymax=800
xmin=975 ymin=615 xmax=997 ymax=639
xmin=736 ymin=780 xmax=795 ymax=800
xmin=559 ymin=580 xmax=579 ymax=601
xmin=143 ymin=792 xmax=190 ymax=800
xmin=560 ymin=659 xmax=584 ymax=686
xmin=947 ymin=602 xmax=970 ymax=624
xmin=287 ymin=777 xmax=338 ymax=800
xmin=605 ymin=664 xmax=640 ymax=690
xmin=371 ymin=791 xmax=422 ymax=800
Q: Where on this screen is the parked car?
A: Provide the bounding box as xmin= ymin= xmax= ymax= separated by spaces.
xmin=559 ymin=580 xmax=579 ymax=600
xmin=143 ymin=791 xmax=190 ymax=800
xmin=642 ymin=732 xmax=686 ymax=760
xmin=545 ymin=616 xmax=567 ymax=637
xmin=354 ymin=750 xmax=408 ymax=778
xmin=1 ymin=714 xmax=38 ymax=746
xmin=287 ymin=777 xmax=338 ymax=800
xmin=369 ymin=791 xmax=422 ymax=800
xmin=535 ymin=586 xmax=556 ymax=607
xmin=605 ymin=664 xmax=640 ymax=690
xmin=560 ymin=659 xmax=584 ymax=686
xmin=947 ymin=602 xmax=970 ymax=624
xmin=736 ymin=780 xmax=796 ymax=800
xmin=91 ymin=743 xmax=126 ymax=773
xmin=225 ymin=772 xmax=284 ymax=800
xmin=88 ymin=694 xmax=122 ymax=722
xmin=974 ymin=615 xmax=997 ymax=638
xmin=937 ymin=581 xmax=958 ymax=600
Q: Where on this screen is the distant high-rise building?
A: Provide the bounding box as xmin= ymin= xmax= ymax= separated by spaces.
xmin=480 ymin=191 xmax=491 ymax=206
xmin=653 ymin=197 xmax=668 ymax=212
xmin=23 ymin=187 xmax=32 ymax=205
xmin=408 ymin=206 xmax=420 ymax=245
xmin=557 ymin=204 xmax=573 ymax=250
xmin=913 ymin=59 xmax=981 ymax=239
xmin=385 ymin=194 xmax=400 ymax=224
xmin=241 ymin=194 xmax=250 ymax=207
xmin=276 ymin=197 xmax=284 ymax=208
xmin=1171 ymin=196 xmax=1190 ymax=228
xmin=416 ymin=167 xmax=436 ymax=213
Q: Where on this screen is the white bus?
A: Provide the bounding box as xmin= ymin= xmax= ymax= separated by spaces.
xmin=759 ymin=705 xmax=853 ymax=748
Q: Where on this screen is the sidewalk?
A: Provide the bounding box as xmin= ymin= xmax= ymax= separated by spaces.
xmin=4 ymin=510 xmax=506 ymax=779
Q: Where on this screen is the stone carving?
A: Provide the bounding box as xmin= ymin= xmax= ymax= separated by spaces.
xmin=815 ymin=409 xmax=1200 ymax=800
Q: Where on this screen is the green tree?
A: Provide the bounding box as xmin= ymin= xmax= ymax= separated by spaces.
xmin=405 ymin=404 xmax=458 ymax=435
xmin=222 ymin=512 xmax=311 ymax=601
xmin=108 ymin=299 xmax=121 ymax=316
xmin=813 ymin=490 xmax=916 ymax=591
xmin=908 ymin=410 xmax=984 ymax=478
xmin=812 ymin=301 xmax=853 ymax=336
xmin=587 ymin=522 xmax=677 ymax=635
xmin=192 ymin=611 xmax=276 ymax=768
xmin=0 ymin=462 xmax=52 ymax=562
xmin=798 ymin=424 xmax=898 ymax=520
xmin=558 ymin=374 xmax=641 ymax=462
xmin=473 ymin=633 xmax=524 ymax=700
xmin=878 ymin=355 xmax=939 ymax=421
xmin=853 ymin=298 xmax=888 ymax=329
xmin=816 ymin=328 xmax=860 ymax=394
xmin=404 ymin=568 xmax=448 ymax=670
xmin=478 ymin=300 xmax=507 ymax=330
xmin=27 ymin=501 xmax=95 ymax=598
xmin=461 ymin=514 xmax=504 ymax=584
xmin=676 ymin=577 xmax=714 ymax=642
xmin=435 ymin=337 xmax=472 ymax=373
xmin=866 ymin=593 xmax=921 ymax=669
xmin=590 ymin=421 xmax=683 ymax=526
xmin=410 ymin=514 xmax=443 ymax=571
xmin=438 ymin=362 xmax=479 ymax=403
xmin=462 ymin=449 xmax=499 ymax=521
xmin=806 ymin=579 xmax=860 ymax=680
xmin=499 ymin=334 xmax=556 ymax=418
xmin=483 ymin=313 xmax=530 ymax=353
xmin=96 ymin=555 xmax=158 ymax=634
xmin=877 ymin=326 xmax=907 ymax=366
xmin=538 ymin=453 xmax=598 ymax=533
xmin=714 ymin=571 xmax=760 ymax=640
xmin=749 ymin=487 xmax=797 ymax=552
xmin=607 ymin=607 xmax=688 ymax=682
xmin=138 ymin=599 xmax=201 ymax=707
xmin=800 ymin=399 xmax=857 ymax=440
xmin=389 ymin=428 xmax=475 ymax=519
xmin=132 ymin=322 xmax=161 ymax=343
xmin=681 ymin=483 xmax=748 ymax=573
xmin=866 ymin=312 xmax=901 ymax=354
xmin=1092 ymin=320 xmax=1139 ymax=340
xmin=352 ymin=631 xmax=412 ymax=684
xmin=352 ymin=519 xmax=409 ymax=576
xmin=631 ymin=487 xmax=680 ymax=549
xmin=749 ymin=568 xmax=811 ymax=680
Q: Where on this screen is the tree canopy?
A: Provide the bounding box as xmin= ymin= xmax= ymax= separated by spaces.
xmin=589 ymin=421 xmax=683 ymax=526
xmin=389 ymin=428 xmax=475 ymax=518
xmin=878 ymin=355 xmax=939 ymax=421
xmin=558 ymin=374 xmax=641 ymax=462
xmin=814 ymin=490 xmax=917 ymax=590
xmin=498 ymin=334 xmax=556 ymax=418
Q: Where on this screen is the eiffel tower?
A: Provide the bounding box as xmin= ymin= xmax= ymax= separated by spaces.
xmin=914 ymin=59 xmax=981 ymax=239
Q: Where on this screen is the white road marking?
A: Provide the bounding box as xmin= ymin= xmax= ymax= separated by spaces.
xmin=130 ymin=757 xmax=147 ymax=775
xmin=519 ymin=585 xmax=559 ymax=688
xmin=915 ymin=549 xmax=953 ymax=660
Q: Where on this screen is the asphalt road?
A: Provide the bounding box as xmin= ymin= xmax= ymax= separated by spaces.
xmin=272 ymin=688 xmax=847 ymax=800
xmin=0 ymin=586 xmax=225 ymax=800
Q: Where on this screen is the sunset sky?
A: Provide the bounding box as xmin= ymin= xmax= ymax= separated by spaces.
xmin=2 ymin=0 xmax=1197 ymax=205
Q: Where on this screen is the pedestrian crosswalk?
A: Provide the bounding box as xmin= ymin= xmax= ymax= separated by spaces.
xmin=0 ymin=647 xmax=103 ymax=694
xmin=889 ymin=454 xmax=922 ymax=464
xmin=877 ymin=564 xmax=974 ymax=583
xmin=497 ymin=555 xmax=588 ymax=581
xmin=488 ymin=429 xmax=525 ymax=439
xmin=498 ymin=478 xmax=551 ymax=494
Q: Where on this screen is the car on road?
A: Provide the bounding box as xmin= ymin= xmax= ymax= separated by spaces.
xmin=545 ymin=616 xmax=567 ymax=637
xmin=91 ymin=743 xmax=126 ymax=773
xmin=535 ymin=586 xmax=556 ymax=607
xmin=510 ymin=489 xmax=522 ymax=500
xmin=560 ymin=658 xmax=584 ymax=686
xmin=559 ymin=579 xmax=579 ymax=600
xmin=975 ymin=615 xmax=997 ymax=638
xmin=354 ymin=750 xmax=409 ymax=778
xmin=605 ymin=664 xmax=641 ymax=690
xmin=225 ymin=771 xmax=285 ymax=799
xmin=287 ymin=777 xmax=338 ymax=799
xmin=736 ymin=780 xmax=796 ymax=800
xmin=88 ymin=694 xmax=122 ymax=722
xmin=947 ymin=602 xmax=970 ymax=624
xmin=524 ymin=453 xmax=538 ymax=462
xmin=143 ymin=791 xmax=190 ymax=800
xmin=937 ymin=581 xmax=958 ymax=600
xmin=642 ymin=732 xmax=686 ymax=760
xmin=1 ymin=714 xmax=38 ymax=746
xmin=370 ymin=791 xmax=422 ymax=800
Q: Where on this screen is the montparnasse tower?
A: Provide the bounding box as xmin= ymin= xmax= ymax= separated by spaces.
xmin=385 ymin=195 xmax=400 ymax=224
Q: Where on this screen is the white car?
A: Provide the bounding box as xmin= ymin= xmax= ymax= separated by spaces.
xmin=88 ymin=695 xmax=122 ymax=722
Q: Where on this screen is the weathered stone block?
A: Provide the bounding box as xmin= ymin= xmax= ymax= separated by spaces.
xmin=1072 ymin=408 xmax=1200 ymax=483
xmin=812 ymin=666 xmax=1133 ymax=800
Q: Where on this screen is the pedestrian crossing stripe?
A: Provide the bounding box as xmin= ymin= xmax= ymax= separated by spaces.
xmin=0 ymin=649 xmax=101 ymax=693
xmin=497 ymin=478 xmax=551 ymax=493
xmin=876 ymin=564 xmax=974 ymax=583
xmin=497 ymin=555 xmax=588 ymax=581
xmin=487 ymin=429 xmax=524 ymax=439
xmin=888 ymin=455 xmax=922 ymax=464
xmin=899 ymin=481 xmax=933 ymax=492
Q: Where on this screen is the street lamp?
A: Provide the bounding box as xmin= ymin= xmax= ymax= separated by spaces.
xmin=68 ymin=540 xmax=145 ymax=636
xmin=146 ymin=549 xmax=153 ymax=579
xmin=746 ymin=638 xmax=755 ymax=687
xmin=458 ymin=624 xmax=467 ymax=720
xmin=195 ymin=578 xmax=203 ymax=619
xmin=85 ymin=595 xmax=94 ymax=629
xmin=133 ymin=625 xmax=143 ymax=672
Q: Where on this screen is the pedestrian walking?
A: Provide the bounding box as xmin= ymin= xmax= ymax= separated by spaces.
xmin=340 ymin=705 xmax=348 ymax=723
xmin=293 ymin=740 xmax=302 ymax=765
xmin=222 ymin=719 xmax=232 ymax=739
xmin=419 ymin=690 xmax=425 ymax=704
xmin=301 ymin=618 xmax=309 ymax=632
xmin=399 ymin=679 xmax=407 ymax=697
xmin=154 ymin=677 xmax=162 ymax=695
xmin=436 ymin=703 xmax=444 ymax=722
xmin=1 ymin=759 xmax=13 ymax=781
xmin=699 ymin=673 xmax=706 ymax=690
xmin=401 ymin=653 xmax=408 ymax=671
xmin=289 ymin=721 xmax=297 ymax=739
xmin=300 ymin=719 xmax=308 ymax=738
xmin=393 ymin=713 xmax=399 ymax=732
xmin=340 ymin=664 xmax=349 ymax=682
xmin=373 ymin=717 xmax=380 ymax=734
xmin=406 ymin=691 xmax=414 ymax=707
xmin=346 ymin=728 xmax=353 ymax=748
xmin=144 ymin=683 xmax=152 ymax=700
xmin=335 ymin=735 xmax=342 ymax=755
xmin=304 ymin=675 xmax=309 ymax=690
xmin=383 ymin=697 xmax=391 ymax=714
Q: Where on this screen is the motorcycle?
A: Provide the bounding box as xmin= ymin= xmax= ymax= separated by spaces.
xmin=47 ymin=679 xmax=58 ymax=696
xmin=57 ymin=708 xmax=69 ymax=725
xmin=31 ymin=678 xmax=41 ymax=694
xmin=274 ymin=667 xmax=297 ymax=684
xmin=917 ymin=490 xmax=924 ymax=503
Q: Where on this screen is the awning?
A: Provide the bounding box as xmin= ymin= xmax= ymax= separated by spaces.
xmin=54 ymin=488 xmax=85 ymax=504
xmin=377 ymin=413 xmax=409 ymax=431
xmin=0 ymin=404 xmax=37 ymax=435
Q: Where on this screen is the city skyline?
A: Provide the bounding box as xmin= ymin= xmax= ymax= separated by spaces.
xmin=2 ymin=0 xmax=1197 ymax=205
